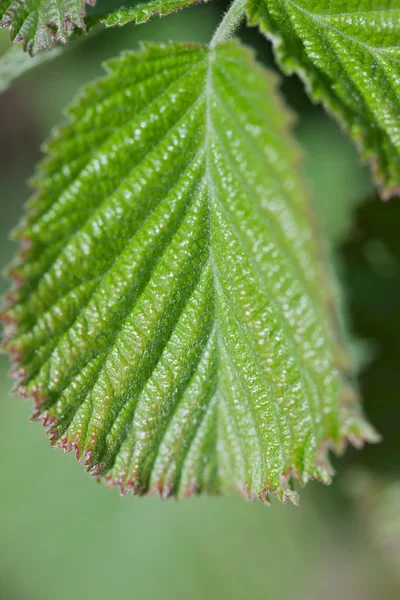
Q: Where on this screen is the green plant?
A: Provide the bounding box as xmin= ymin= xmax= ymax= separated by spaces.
xmin=1 ymin=0 xmax=396 ymax=502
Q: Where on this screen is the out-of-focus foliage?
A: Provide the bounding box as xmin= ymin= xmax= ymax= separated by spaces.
xmin=349 ymin=472 xmax=400 ymax=577
xmin=0 ymin=42 xmax=64 ymax=92
xmin=342 ymin=196 xmax=400 ymax=472
xmin=298 ymin=115 xmax=372 ymax=247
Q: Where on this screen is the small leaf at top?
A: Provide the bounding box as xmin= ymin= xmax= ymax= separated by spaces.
xmin=246 ymin=0 xmax=400 ymax=198
xmin=103 ymin=0 xmax=207 ymax=27
xmin=0 ymin=0 xmax=96 ymax=55
xmin=1 ymin=40 xmax=378 ymax=502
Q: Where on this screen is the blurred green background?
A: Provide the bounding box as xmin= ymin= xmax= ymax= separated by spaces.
xmin=1 ymin=2 xmax=399 ymax=599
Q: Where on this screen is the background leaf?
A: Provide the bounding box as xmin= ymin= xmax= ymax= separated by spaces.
xmin=102 ymin=0 xmax=208 ymax=27
xmin=0 ymin=0 xmax=96 ymax=55
xmin=246 ymin=0 xmax=400 ymax=198
xmin=1 ymin=40 xmax=376 ymax=501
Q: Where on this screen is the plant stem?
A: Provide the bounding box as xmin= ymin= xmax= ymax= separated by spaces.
xmin=210 ymin=0 xmax=246 ymax=47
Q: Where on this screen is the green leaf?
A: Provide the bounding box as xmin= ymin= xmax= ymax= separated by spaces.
xmin=246 ymin=0 xmax=400 ymax=198
xmin=103 ymin=0 xmax=207 ymax=27
xmin=0 ymin=0 xmax=96 ymax=55
xmin=2 ymin=41 xmax=377 ymax=502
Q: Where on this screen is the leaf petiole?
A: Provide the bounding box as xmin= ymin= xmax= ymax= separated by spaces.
xmin=210 ymin=0 xmax=246 ymax=47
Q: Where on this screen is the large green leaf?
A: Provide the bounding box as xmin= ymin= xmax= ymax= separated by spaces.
xmin=0 ymin=0 xmax=96 ymax=55
xmin=1 ymin=41 xmax=377 ymax=502
xmin=246 ymin=0 xmax=400 ymax=198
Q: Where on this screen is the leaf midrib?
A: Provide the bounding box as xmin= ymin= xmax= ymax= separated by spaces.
xmin=204 ymin=50 xmax=268 ymax=484
xmin=205 ymin=49 xmax=300 ymax=487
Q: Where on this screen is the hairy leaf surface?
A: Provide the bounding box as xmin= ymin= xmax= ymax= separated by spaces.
xmin=2 ymin=41 xmax=377 ymax=501
xmin=0 ymin=0 xmax=96 ymax=55
xmin=246 ymin=0 xmax=400 ymax=198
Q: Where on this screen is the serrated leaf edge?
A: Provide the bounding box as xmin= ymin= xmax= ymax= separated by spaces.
xmin=0 ymin=41 xmax=380 ymax=504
